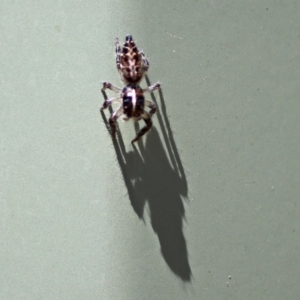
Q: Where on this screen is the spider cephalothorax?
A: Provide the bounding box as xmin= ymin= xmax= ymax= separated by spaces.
xmin=122 ymin=85 xmax=148 ymax=120
xmin=101 ymin=35 xmax=160 ymax=143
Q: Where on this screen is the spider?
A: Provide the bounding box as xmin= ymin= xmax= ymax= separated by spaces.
xmin=100 ymin=34 xmax=161 ymax=143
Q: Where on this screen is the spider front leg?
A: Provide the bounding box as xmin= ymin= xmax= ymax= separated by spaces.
xmin=131 ymin=112 xmax=153 ymax=144
xmin=100 ymin=97 xmax=122 ymax=111
xmin=143 ymin=82 xmax=161 ymax=93
xmin=101 ymin=82 xmax=122 ymax=110
xmin=102 ymin=81 xmax=121 ymax=94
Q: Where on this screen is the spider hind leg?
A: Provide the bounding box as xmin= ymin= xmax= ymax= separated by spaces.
xmin=131 ymin=112 xmax=152 ymax=144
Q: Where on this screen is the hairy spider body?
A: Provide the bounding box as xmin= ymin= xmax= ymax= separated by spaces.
xmin=101 ymin=35 xmax=160 ymax=143
xmin=116 ymin=35 xmax=148 ymax=84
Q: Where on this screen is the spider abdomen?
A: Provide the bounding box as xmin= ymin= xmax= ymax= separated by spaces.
xmin=117 ymin=35 xmax=146 ymax=84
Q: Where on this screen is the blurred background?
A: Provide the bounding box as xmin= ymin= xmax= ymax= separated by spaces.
xmin=1 ymin=1 xmax=299 ymax=299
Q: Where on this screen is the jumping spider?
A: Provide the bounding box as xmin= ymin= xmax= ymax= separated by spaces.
xmin=100 ymin=35 xmax=161 ymax=143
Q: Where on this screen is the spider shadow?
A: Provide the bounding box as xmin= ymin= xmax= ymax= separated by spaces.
xmin=100 ymin=76 xmax=191 ymax=282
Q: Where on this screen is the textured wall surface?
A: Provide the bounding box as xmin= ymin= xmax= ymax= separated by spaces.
xmin=1 ymin=1 xmax=299 ymax=299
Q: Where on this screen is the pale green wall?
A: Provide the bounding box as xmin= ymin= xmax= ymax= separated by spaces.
xmin=1 ymin=1 xmax=300 ymax=299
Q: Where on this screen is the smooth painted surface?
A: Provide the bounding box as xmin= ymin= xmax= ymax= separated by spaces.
xmin=1 ymin=1 xmax=299 ymax=299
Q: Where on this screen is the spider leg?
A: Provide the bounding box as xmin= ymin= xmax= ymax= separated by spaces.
xmin=115 ymin=37 xmax=121 ymax=71
xmin=102 ymin=81 xmax=121 ymax=94
xmin=101 ymin=82 xmax=122 ymax=110
xmin=143 ymin=82 xmax=161 ymax=93
xmin=100 ymin=97 xmax=122 ymax=111
xmin=145 ymin=99 xmax=157 ymax=115
xmin=131 ymin=112 xmax=152 ymax=144
xmin=109 ymin=105 xmax=123 ymax=138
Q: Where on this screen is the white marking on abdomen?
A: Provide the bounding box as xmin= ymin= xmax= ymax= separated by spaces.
xmin=127 ymin=89 xmax=137 ymax=111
